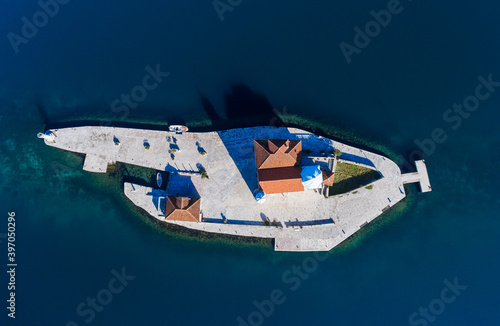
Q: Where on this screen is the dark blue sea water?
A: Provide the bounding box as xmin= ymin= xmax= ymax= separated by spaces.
xmin=1 ymin=1 xmax=500 ymax=325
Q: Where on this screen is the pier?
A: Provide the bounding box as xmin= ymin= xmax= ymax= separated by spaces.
xmin=401 ymin=160 xmax=432 ymax=192
xmin=41 ymin=126 xmax=431 ymax=252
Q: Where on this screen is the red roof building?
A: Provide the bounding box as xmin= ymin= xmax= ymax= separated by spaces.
xmin=254 ymin=140 xmax=304 ymax=194
xmin=254 ymin=140 xmax=302 ymax=169
xmin=164 ymin=196 xmax=201 ymax=222
xmin=258 ymin=167 xmax=304 ymax=194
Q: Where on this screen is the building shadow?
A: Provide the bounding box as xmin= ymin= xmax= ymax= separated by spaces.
xmin=329 ymin=171 xmax=381 ymax=195
xmin=202 ymin=218 xmax=266 ymax=226
xmin=284 ymin=218 xmax=334 ymax=227
xmin=198 ymin=90 xmax=222 ymax=124
xmin=146 ymin=188 xmax=169 ymax=210
xmin=224 ymin=83 xmax=285 ymax=127
xmin=166 ymin=173 xmax=199 ymax=198
xmin=338 ymin=152 xmax=376 ymax=168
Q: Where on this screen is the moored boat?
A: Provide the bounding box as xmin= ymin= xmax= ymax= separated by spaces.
xmin=157 ymin=172 xmax=162 ymax=188
xmin=169 ymin=125 xmax=188 ymax=134
xmin=37 ymin=130 xmax=56 ymax=142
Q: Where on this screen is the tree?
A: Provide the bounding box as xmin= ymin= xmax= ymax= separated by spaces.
xmin=332 ymin=148 xmax=342 ymax=158
xmin=200 ymin=169 xmax=209 ymax=179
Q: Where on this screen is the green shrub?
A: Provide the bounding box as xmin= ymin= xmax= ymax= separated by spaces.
xmin=365 ymin=185 xmax=373 ymax=190
xmin=201 ymin=169 xmax=209 ymax=179
xmin=200 ymin=151 xmax=207 ymax=155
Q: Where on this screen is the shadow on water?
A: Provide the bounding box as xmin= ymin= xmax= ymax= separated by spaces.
xmin=198 ymin=90 xmax=222 ymax=123
xmin=35 ymin=96 xmax=51 ymax=130
xmin=224 ymin=83 xmax=281 ymax=124
xmin=197 ymin=83 xmax=286 ymax=131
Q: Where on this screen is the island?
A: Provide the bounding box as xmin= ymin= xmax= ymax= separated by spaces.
xmin=38 ymin=126 xmax=431 ymax=252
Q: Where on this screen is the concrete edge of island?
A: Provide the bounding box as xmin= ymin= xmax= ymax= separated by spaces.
xmin=39 ymin=126 xmax=431 ymax=252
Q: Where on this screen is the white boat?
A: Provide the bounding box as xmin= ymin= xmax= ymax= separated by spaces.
xmin=37 ymin=130 xmax=56 ymax=142
xmin=157 ymin=172 xmax=162 ymax=188
xmin=169 ymin=125 xmax=188 ymax=133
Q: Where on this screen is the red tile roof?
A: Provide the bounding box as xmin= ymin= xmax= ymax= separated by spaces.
xmin=254 ymin=140 xmax=302 ymax=170
xmin=322 ymin=171 xmax=335 ymax=186
xmin=258 ymin=167 xmax=304 ymax=194
xmin=164 ymin=196 xmax=201 ymax=222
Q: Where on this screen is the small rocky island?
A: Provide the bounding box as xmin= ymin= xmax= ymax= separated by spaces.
xmin=39 ymin=126 xmax=431 ymax=252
